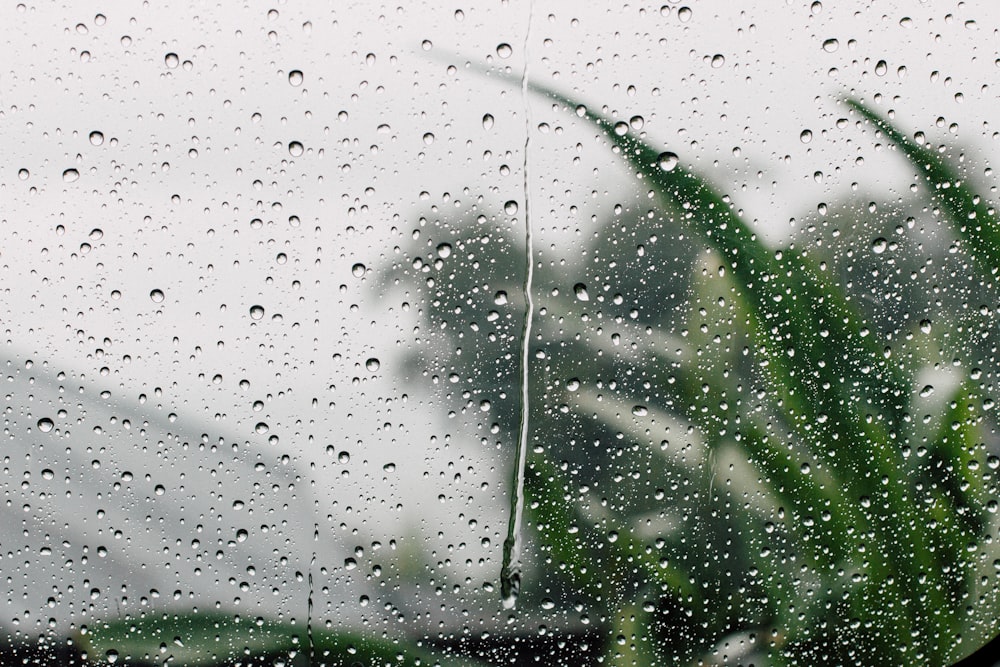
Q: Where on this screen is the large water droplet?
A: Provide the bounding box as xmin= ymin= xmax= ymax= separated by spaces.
xmin=62 ymin=168 xmax=80 ymax=183
xmin=149 ymin=289 xmax=165 ymax=303
xmin=365 ymin=358 xmax=380 ymax=372
xmin=496 ymin=43 xmax=512 ymax=59
xmin=482 ymin=114 xmax=495 ymax=130
xmin=573 ymin=283 xmax=590 ymax=301
xmin=288 ymin=141 xmax=304 ymax=157
xmin=436 ymin=242 xmax=452 ymax=258
xmin=249 ymin=305 xmax=265 ymax=320
xmin=352 ymin=263 xmax=366 ymax=277
xmin=164 ymin=52 xmax=179 ymax=69
xmin=504 ymin=200 xmax=518 ymax=215
xmin=822 ymin=38 xmax=839 ymax=53
xmin=37 ymin=418 xmax=54 ymax=433
xmin=711 ymin=54 xmax=725 ymax=68
xmin=89 ymin=131 xmax=104 ymax=146
xmin=658 ymin=152 xmax=679 ymax=171
xmin=800 ymin=129 xmax=813 ymax=144
xmin=288 ymin=69 xmax=303 ymax=86
xmin=871 ymin=237 xmax=887 ymax=254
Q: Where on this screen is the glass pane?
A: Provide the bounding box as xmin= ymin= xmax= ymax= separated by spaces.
xmin=2 ymin=2 xmax=999 ymax=665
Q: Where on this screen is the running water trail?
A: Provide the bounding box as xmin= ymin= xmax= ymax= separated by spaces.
xmin=500 ymin=0 xmax=534 ymax=610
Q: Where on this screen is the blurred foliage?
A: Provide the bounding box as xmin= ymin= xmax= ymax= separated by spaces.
xmin=387 ymin=79 xmax=1000 ymax=666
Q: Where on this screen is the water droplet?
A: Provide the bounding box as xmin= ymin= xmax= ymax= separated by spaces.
xmin=500 ymin=569 xmax=520 ymax=609
xmin=87 ymin=130 xmax=105 ymax=146
xmin=154 ymin=484 xmax=165 ymax=496
xmin=106 ymin=649 xmax=119 ymax=664
xmin=89 ymin=228 xmax=104 ymax=240
xmin=41 ymin=469 xmax=54 ymax=480
xmin=365 ymin=358 xmax=380 ymax=372
xmin=338 ymin=451 xmax=351 ymax=464
xmin=504 ymin=200 xmax=518 ymax=215
xmin=436 ymin=243 xmax=452 ymax=258
xmin=255 ymin=422 xmax=269 ymax=434
xmin=573 ymin=283 xmax=590 ymax=301
xmin=149 ymin=289 xmax=165 ymax=303
xmin=811 ymin=1 xmax=823 ymax=14
xmin=494 ymin=291 xmax=508 ymax=305
xmin=920 ymin=319 xmax=932 ymax=334
xmin=822 ymin=38 xmax=839 ymax=53
xmin=541 ymin=598 xmax=555 ymax=610
xmin=658 ymin=152 xmax=679 ymax=171
xmin=164 ymin=52 xmax=179 ymax=69
xmin=800 ymin=462 xmax=811 ymax=474
xmin=632 ymin=405 xmax=648 ymax=416
xmin=496 ymin=43 xmax=512 ymax=59
xmin=249 ymin=305 xmax=265 ymax=320
xmin=613 ymin=121 xmax=629 ymax=136
xmin=482 ymin=114 xmax=495 ymax=130
xmin=629 ymin=115 xmax=645 ymax=130
xmin=288 ymin=141 xmax=304 ymax=157
xmin=422 ymin=132 xmax=435 ymax=145
xmin=288 ymin=69 xmax=303 ymax=86
xmin=711 ymin=54 xmax=725 ymax=68
xmin=352 ymin=262 xmax=366 ymax=277
xmin=800 ymin=129 xmax=813 ymax=144
xmin=875 ymin=60 xmax=888 ymax=76
xmin=236 ymin=529 xmax=248 ymax=542
xmin=566 ymin=378 xmax=580 ymax=392
xmin=871 ymin=237 xmax=887 ymax=254
xmin=62 ymin=168 xmax=80 ymax=183
xmin=18 ymin=168 xmax=29 ymax=180
xmin=678 ymin=6 xmax=692 ymax=21
xmin=919 ymin=385 xmax=935 ymax=397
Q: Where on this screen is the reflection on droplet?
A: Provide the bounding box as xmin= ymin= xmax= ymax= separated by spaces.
xmin=658 ymin=152 xmax=679 ymax=172
xmin=249 ymin=305 xmax=265 ymax=320
xmin=18 ymin=168 xmax=29 ymax=180
xmin=422 ymin=132 xmax=435 ymax=145
xmin=920 ymin=319 xmax=932 ymax=334
xmin=496 ymin=43 xmax=512 ymax=58
xmin=574 ymin=283 xmax=590 ymax=301
xmin=62 ymin=168 xmax=80 ymax=183
xmin=89 ymin=131 xmax=104 ymax=146
xmin=436 ymin=242 xmax=452 ymax=258
xmin=482 ymin=114 xmax=495 ymax=130
xmin=288 ymin=69 xmax=303 ymax=86
xmin=822 ymin=38 xmax=839 ymax=52
xmin=613 ymin=121 xmax=629 ymax=136
xmin=494 ymin=291 xmax=508 ymax=305
xmin=875 ymin=60 xmax=888 ymax=76
xmin=352 ymin=263 xmax=366 ymax=277
xmin=566 ymin=378 xmax=580 ymax=392
xmin=871 ymin=237 xmax=887 ymax=254
xmin=149 ymin=289 xmax=165 ymax=303
xmin=365 ymin=358 xmax=380 ymax=372
xmin=504 ymin=200 xmax=518 ymax=215
xmin=800 ymin=129 xmax=813 ymax=144
xmin=164 ymin=52 xmax=179 ymax=69
xmin=288 ymin=141 xmax=304 ymax=157
xmin=37 ymin=418 xmax=54 ymax=433
xmin=711 ymin=54 xmax=725 ymax=68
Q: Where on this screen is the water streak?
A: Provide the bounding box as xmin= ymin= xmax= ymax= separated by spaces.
xmin=500 ymin=0 xmax=534 ymax=610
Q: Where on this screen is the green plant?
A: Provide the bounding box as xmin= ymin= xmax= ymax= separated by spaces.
xmin=388 ymin=72 xmax=1000 ymax=665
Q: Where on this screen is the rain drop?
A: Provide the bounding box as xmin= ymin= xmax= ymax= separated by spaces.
xmin=288 ymin=141 xmax=304 ymax=157
xmin=504 ymin=200 xmax=519 ymax=215
xmin=149 ymin=289 xmax=165 ymax=303
xmin=288 ymin=69 xmax=303 ymax=86
xmin=482 ymin=114 xmax=495 ymax=130
xmin=800 ymin=129 xmax=813 ymax=144
xmin=164 ymin=52 xmax=179 ymax=68
xmin=37 ymin=418 xmax=54 ymax=433
xmin=365 ymin=358 xmax=380 ymax=372
xmin=62 ymin=168 xmax=80 ymax=183
xmin=496 ymin=43 xmax=512 ymax=59
xmin=658 ymin=152 xmax=679 ymax=171
xmin=249 ymin=305 xmax=265 ymax=320
xmin=422 ymin=132 xmax=435 ymax=145
xmin=871 ymin=237 xmax=887 ymax=254
xmin=436 ymin=243 xmax=452 ymax=258
xmin=18 ymin=168 xmax=29 ymax=180
xmin=352 ymin=263 xmax=366 ymax=277
xmin=822 ymin=38 xmax=839 ymax=53
xmin=613 ymin=121 xmax=629 ymax=136
xmin=711 ymin=54 xmax=725 ymax=68
xmin=573 ymin=283 xmax=590 ymax=301
xmin=89 ymin=131 xmax=104 ymax=146
xmin=566 ymin=378 xmax=581 ymax=392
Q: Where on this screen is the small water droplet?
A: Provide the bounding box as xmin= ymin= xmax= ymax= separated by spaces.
xmin=288 ymin=141 xmax=304 ymax=157
xmin=496 ymin=43 xmax=512 ymax=59
xmin=871 ymin=237 xmax=887 ymax=254
xmin=573 ymin=283 xmax=590 ymax=301
xmin=236 ymin=529 xmax=249 ymax=542
xmin=658 ymin=152 xmax=679 ymax=171
xmin=149 ymin=289 xmax=164 ymax=303
xmin=365 ymin=358 xmax=380 ymax=372
xmin=249 ymin=305 xmax=265 ymax=320
xmin=62 ymin=168 xmax=80 ymax=183
xmin=164 ymin=52 xmax=179 ymax=69
xmin=288 ymin=69 xmax=303 ymax=86
xmin=89 ymin=131 xmax=104 ymax=146
xmin=482 ymin=114 xmax=495 ymax=130
xmin=678 ymin=6 xmax=692 ymax=21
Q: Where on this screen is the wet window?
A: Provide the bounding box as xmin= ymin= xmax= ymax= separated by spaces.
xmin=3 ymin=2 xmax=1000 ymax=666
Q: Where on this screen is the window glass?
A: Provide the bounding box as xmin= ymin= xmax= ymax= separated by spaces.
xmin=2 ymin=2 xmax=999 ymax=665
